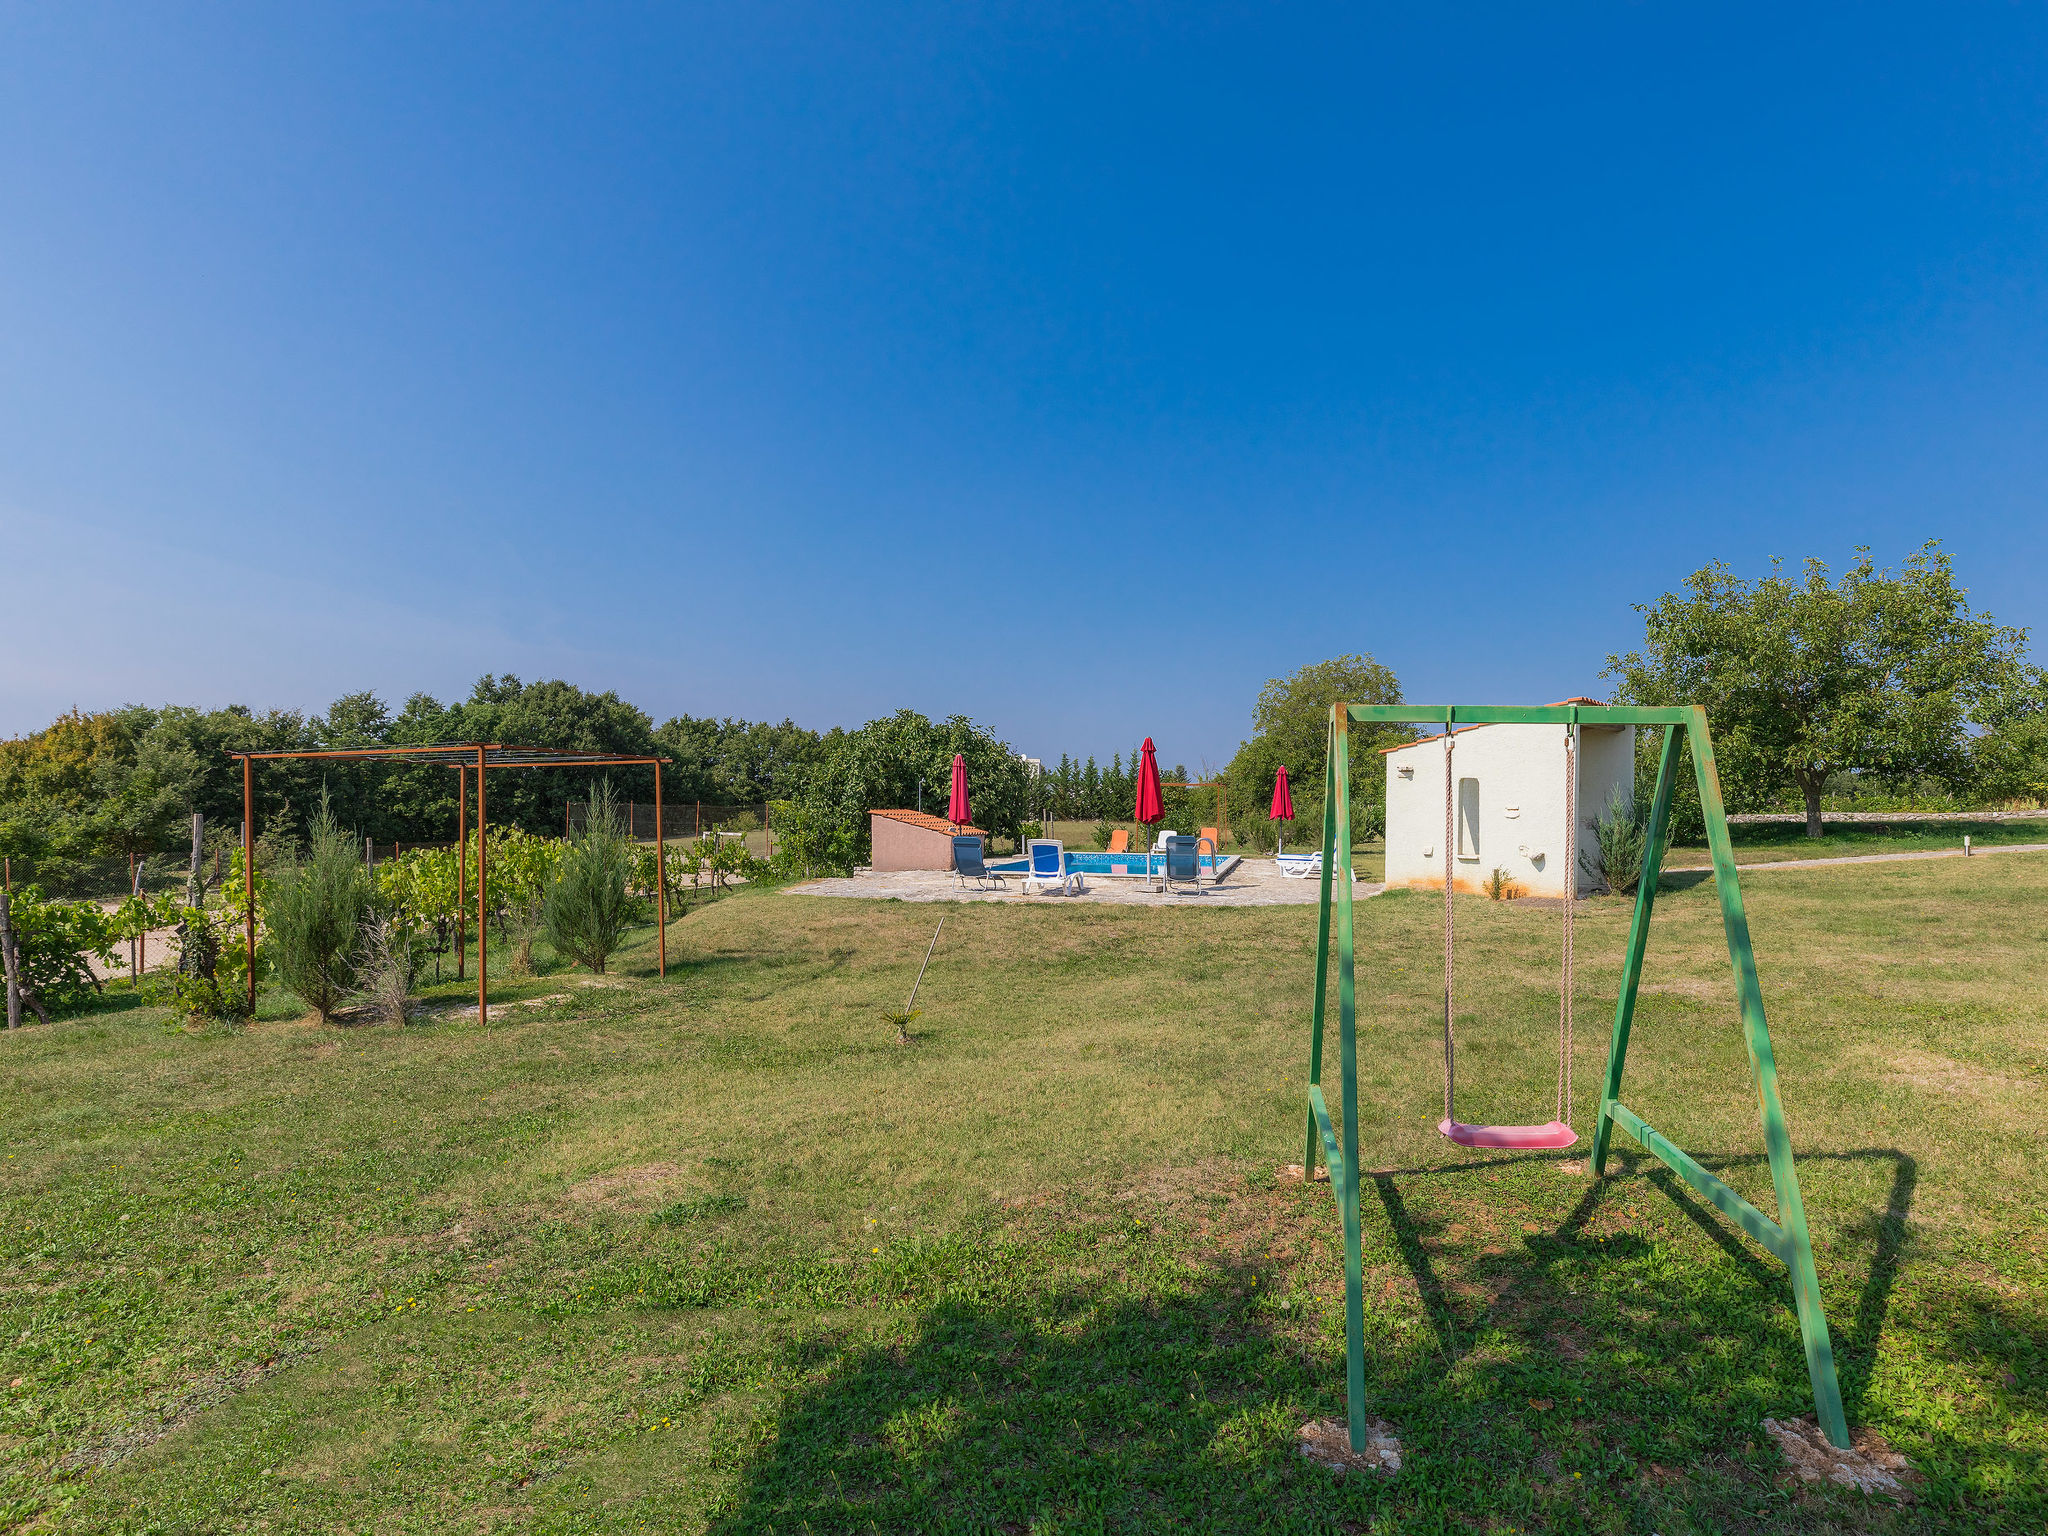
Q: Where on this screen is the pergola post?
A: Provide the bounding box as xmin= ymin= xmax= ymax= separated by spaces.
xmin=456 ymin=766 xmax=466 ymax=982
xmin=476 ymin=746 xmax=488 ymax=1028
xmin=243 ymin=754 xmax=256 ymax=1016
xmin=655 ymin=759 xmax=666 ymax=978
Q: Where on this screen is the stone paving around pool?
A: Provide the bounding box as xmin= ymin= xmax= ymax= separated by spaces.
xmin=782 ymin=858 xmax=1388 ymax=907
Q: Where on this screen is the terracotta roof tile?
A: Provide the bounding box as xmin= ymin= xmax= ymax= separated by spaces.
xmin=870 ymin=808 xmax=986 ymax=836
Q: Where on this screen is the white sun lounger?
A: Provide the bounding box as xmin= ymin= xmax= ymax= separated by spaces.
xmin=1022 ymin=838 xmax=1082 ymax=895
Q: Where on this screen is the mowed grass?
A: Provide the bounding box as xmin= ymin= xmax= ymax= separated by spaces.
xmin=1666 ymin=815 xmax=2048 ymax=867
xmin=0 ymin=854 xmax=2043 ymax=1533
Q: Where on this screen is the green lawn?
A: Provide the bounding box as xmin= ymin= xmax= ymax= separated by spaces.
xmin=1 ymin=852 xmax=2043 ymax=1532
xmin=1666 ymin=816 xmax=2048 ymax=868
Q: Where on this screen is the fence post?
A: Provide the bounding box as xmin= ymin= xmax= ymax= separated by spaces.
xmin=133 ymin=858 xmax=146 ymax=979
xmin=187 ymin=812 xmax=206 ymax=915
xmin=0 ymin=884 xmax=20 ymax=1029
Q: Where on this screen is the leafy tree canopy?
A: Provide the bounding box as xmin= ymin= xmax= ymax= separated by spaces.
xmin=654 ymin=715 xmax=830 ymax=805
xmin=804 ymin=710 xmax=1030 ymax=865
xmin=1970 ymin=665 xmax=2048 ymax=805
xmin=0 ymin=706 xmax=177 ymax=816
xmin=1224 ymin=654 xmax=1406 ymax=840
xmin=0 ymin=679 xmax=826 ymax=883
xmin=1605 ymin=543 xmax=2030 ymax=836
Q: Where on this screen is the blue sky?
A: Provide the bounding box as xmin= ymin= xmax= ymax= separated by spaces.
xmin=4 ymin=4 xmax=2044 ymax=768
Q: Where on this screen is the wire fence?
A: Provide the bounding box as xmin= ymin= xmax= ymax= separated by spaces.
xmin=566 ymin=800 xmax=775 ymax=854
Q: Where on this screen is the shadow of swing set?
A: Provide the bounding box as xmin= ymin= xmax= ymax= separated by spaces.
xmin=1302 ymin=702 xmax=1854 ymax=1454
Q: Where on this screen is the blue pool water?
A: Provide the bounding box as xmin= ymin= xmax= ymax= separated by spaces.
xmin=989 ymin=851 xmax=1234 ymax=876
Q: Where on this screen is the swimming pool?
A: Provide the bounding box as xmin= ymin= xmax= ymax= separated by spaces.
xmin=989 ymin=851 xmax=1241 ymax=878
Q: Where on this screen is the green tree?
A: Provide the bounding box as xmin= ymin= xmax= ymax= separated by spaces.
xmin=447 ymin=676 xmax=660 ymax=833
xmin=654 ymin=715 xmax=827 ymax=804
xmin=799 ymin=711 xmax=1029 ymax=869
xmin=543 ymin=784 xmax=637 ymax=974
xmin=1969 ymin=665 xmax=2048 ymax=806
xmin=263 ymin=797 xmax=374 ymax=1023
xmin=1605 ymin=543 xmax=2030 ymax=837
xmin=3 ymin=887 xmax=118 ymax=1019
xmin=92 ymin=729 xmax=206 ymax=865
xmin=1224 ymin=654 xmax=1407 ymax=845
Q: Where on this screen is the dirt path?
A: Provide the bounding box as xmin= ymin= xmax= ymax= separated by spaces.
xmin=86 ymin=899 xmax=180 ymax=983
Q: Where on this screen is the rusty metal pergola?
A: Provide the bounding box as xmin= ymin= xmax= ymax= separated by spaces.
xmin=226 ymin=743 xmax=672 ymax=1028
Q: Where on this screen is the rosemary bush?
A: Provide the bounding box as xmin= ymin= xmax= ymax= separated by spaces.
xmin=1582 ymin=784 xmax=1648 ymax=895
xmin=264 ymin=799 xmax=373 ymax=1023
xmin=543 ymin=784 xmax=637 ymax=974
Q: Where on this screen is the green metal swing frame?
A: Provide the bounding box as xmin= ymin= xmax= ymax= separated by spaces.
xmin=1302 ymin=702 xmax=1850 ymax=1452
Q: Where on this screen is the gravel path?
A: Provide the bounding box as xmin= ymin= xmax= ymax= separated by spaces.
xmin=1706 ymin=841 xmax=2048 ymax=873
xmin=1728 ymin=809 xmax=2047 ymax=824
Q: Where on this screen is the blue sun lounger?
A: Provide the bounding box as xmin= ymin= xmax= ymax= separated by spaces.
xmin=1161 ymin=834 xmax=1206 ymax=896
xmin=952 ymin=835 xmax=1007 ymax=892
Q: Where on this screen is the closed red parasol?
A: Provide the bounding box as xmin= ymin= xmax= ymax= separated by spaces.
xmin=1269 ymin=765 xmax=1294 ymax=822
xmin=1270 ymin=764 xmax=1295 ymax=857
xmin=1133 ymin=737 xmax=1164 ymax=831
xmin=947 ymin=753 xmax=970 ymax=829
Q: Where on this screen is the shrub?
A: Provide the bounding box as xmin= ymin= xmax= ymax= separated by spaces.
xmin=490 ymin=828 xmax=565 ymax=916
xmin=543 ymin=784 xmax=637 ymax=974
xmin=354 ymin=912 xmax=418 ymax=1026
xmin=1484 ymin=868 xmax=1522 ymax=901
xmin=881 ymin=1004 xmax=920 ymax=1045
xmin=153 ymin=904 xmax=251 ymax=1023
xmin=2 ymin=886 xmax=118 ymax=1021
xmin=1582 ymin=785 xmax=1648 ymax=895
xmin=150 ymin=972 xmax=237 ymax=1023
xmin=505 ymin=894 xmax=545 ymax=977
xmin=706 ymin=836 xmax=766 ymax=888
xmin=766 ymin=797 xmax=862 ymax=878
xmin=264 ymin=798 xmax=374 ymax=1023
xmin=212 ymin=848 xmax=268 ymax=998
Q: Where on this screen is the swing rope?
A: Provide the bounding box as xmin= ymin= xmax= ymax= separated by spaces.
xmin=1442 ymin=729 xmax=1456 ymax=1123
xmin=1556 ymin=725 xmax=1576 ymax=1131
xmin=1438 ymin=720 xmax=1579 ymax=1140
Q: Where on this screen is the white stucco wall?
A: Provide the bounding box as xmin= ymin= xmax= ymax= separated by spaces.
xmin=1382 ymin=723 xmax=1634 ymax=897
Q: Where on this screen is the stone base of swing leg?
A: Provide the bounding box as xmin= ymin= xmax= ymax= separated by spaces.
xmin=1274 ymin=1164 xmax=1328 ymax=1184
xmin=1763 ymin=1416 xmax=1911 ymax=1495
xmin=1297 ymin=1417 xmax=1403 ymax=1475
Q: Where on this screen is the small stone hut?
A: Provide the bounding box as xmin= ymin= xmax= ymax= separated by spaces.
xmin=869 ymin=809 xmax=986 ymax=872
xmin=1382 ymin=699 xmax=1634 ymax=898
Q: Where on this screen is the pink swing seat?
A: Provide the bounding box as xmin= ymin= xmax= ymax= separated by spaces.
xmin=1438 ymin=1118 xmax=1579 ymax=1151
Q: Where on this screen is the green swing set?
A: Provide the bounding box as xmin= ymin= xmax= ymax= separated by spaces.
xmin=1301 ymin=702 xmax=1851 ymax=1454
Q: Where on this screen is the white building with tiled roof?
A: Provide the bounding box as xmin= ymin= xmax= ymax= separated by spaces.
xmin=1381 ymin=700 xmax=1634 ymax=898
